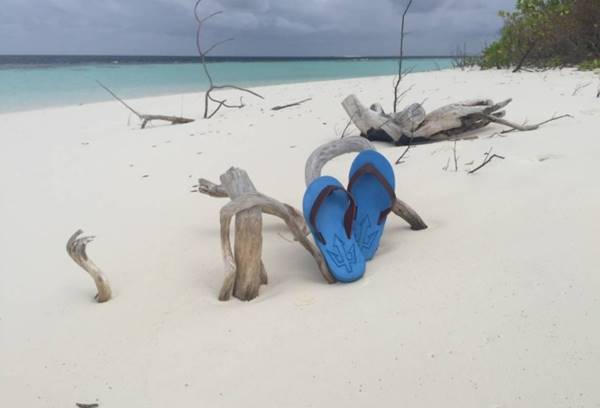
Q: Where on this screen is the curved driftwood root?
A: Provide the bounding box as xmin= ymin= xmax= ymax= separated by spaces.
xmin=198 ymin=167 xmax=331 ymax=302
xmin=305 ymin=137 xmax=428 ymax=230
xmin=392 ymin=200 xmax=428 ymax=231
xmin=305 ymin=136 xmax=374 ymax=186
xmin=219 ymin=193 xmax=334 ymax=300
xmin=66 ymin=230 xmax=112 ymax=303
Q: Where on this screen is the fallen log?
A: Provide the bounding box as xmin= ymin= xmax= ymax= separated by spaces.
xmin=305 ymin=137 xmax=428 ymax=230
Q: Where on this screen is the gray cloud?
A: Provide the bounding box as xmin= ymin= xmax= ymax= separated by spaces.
xmin=0 ymin=0 xmax=514 ymax=56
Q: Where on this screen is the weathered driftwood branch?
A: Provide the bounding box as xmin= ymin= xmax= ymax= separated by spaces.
xmin=66 ymin=230 xmax=112 ymax=303
xmin=305 ymin=137 xmax=428 ymax=230
xmin=194 ymin=0 xmax=264 ymax=119
xmin=196 ymin=167 xmax=333 ymax=301
xmin=271 ymin=98 xmax=312 ymax=111
xmin=489 ymin=113 xmax=573 ymax=133
xmin=219 ymin=192 xmax=334 ymax=300
xmin=343 ymin=94 xmax=569 ymax=145
xmin=393 ymin=0 xmax=414 ymax=113
xmin=97 ymin=81 xmax=194 ymax=129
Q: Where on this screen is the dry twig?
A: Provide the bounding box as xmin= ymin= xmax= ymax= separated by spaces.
xmin=393 ymin=0 xmax=414 ymax=113
xmin=572 ymin=82 xmax=591 ymax=96
xmin=487 ymin=113 xmax=573 ymax=134
xmin=395 ymin=145 xmax=411 ymax=164
xmin=468 ymin=148 xmax=505 ymax=174
xmin=194 ymin=0 xmax=264 ymax=119
xmin=452 ymin=140 xmax=459 ymax=172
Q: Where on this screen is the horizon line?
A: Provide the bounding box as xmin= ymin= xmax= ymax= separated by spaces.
xmin=0 ymin=53 xmax=460 ymax=59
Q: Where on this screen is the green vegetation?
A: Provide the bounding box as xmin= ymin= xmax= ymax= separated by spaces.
xmin=481 ymin=0 xmax=600 ymax=71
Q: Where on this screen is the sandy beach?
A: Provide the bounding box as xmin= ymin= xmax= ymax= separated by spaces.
xmin=1 ymin=68 xmax=599 ymax=407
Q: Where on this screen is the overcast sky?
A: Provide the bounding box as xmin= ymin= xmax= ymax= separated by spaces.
xmin=0 ymin=0 xmax=515 ymax=56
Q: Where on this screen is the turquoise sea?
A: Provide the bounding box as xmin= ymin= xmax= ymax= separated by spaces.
xmin=0 ymin=56 xmax=453 ymax=113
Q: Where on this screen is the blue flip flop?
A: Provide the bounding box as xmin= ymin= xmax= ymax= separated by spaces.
xmin=348 ymin=150 xmax=396 ymax=260
xmin=303 ymin=176 xmax=366 ymax=283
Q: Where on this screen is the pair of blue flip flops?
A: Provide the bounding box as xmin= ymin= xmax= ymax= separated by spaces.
xmin=303 ymin=150 xmax=396 ymax=283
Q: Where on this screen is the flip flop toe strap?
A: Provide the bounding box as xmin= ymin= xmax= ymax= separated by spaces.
xmin=348 ymin=162 xmax=397 ymax=225
xmin=309 ymin=185 xmax=356 ymax=245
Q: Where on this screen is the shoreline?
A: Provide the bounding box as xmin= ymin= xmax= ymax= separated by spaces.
xmin=0 ymin=58 xmax=452 ymax=114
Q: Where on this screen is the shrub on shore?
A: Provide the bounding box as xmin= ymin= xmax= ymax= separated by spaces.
xmin=481 ymin=0 xmax=600 ymax=71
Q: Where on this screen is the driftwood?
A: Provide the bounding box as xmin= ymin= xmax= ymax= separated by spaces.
xmin=196 ymin=168 xmax=333 ymax=301
xmin=494 ymin=114 xmax=573 ymax=134
xmin=271 ymin=98 xmax=312 ymax=111
xmin=305 ymin=137 xmax=428 ymax=231
xmin=66 ymin=230 xmax=112 ymax=303
xmin=194 ymin=0 xmax=264 ymax=119
xmin=97 ymin=82 xmax=194 ymax=129
xmin=343 ymin=95 xmax=570 ymax=145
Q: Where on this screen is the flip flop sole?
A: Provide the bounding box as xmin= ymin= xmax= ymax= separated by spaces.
xmin=303 ymin=176 xmax=365 ymax=283
xmin=348 ymin=150 xmax=396 ymax=260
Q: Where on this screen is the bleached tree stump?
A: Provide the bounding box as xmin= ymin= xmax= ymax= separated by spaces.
xmin=305 ymin=137 xmax=428 ymax=230
xmin=197 ymin=167 xmax=334 ymax=301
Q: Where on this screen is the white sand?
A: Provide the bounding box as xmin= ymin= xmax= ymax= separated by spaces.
xmin=1 ymin=68 xmax=599 ymax=407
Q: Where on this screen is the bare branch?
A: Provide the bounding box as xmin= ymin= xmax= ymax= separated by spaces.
xmin=483 ymin=113 xmax=573 ymax=133
xmin=202 ymin=37 xmax=234 ymax=57
xmin=98 ymin=81 xmax=194 ymax=128
xmin=97 ymin=81 xmax=141 ymax=118
xmin=393 ymin=0 xmax=414 ymax=113
xmin=194 ymin=0 xmax=264 ymax=119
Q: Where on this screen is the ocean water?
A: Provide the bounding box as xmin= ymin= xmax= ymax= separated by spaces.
xmin=0 ymin=56 xmax=453 ymax=113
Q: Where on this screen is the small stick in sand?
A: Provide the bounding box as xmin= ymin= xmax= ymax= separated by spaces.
xmin=271 ymin=98 xmax=312 ymax=111
xmin=468 ymin=148 xmax=505 ymax=174
xmin=572 ymin=82 xmax=591 ymax=96
xmin=452 ymin=140 xmax=459 ymax=172
xmin=395 ymin=145 xmax=411 ymax=164
xmin=66 ymin=230 xmax=112 ymax=303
